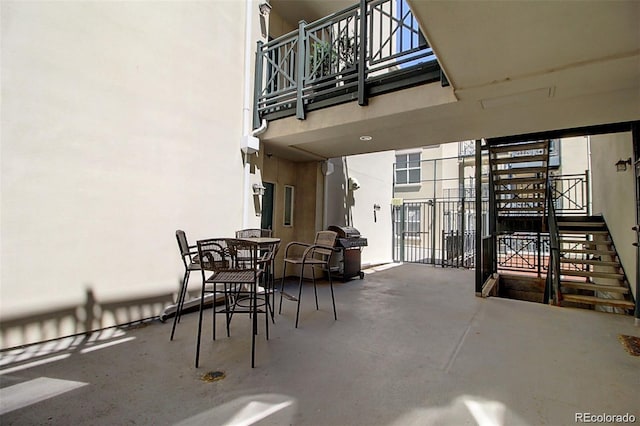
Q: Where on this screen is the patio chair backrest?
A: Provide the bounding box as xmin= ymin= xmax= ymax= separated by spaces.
xmin=176 ymin=230 xmax=191 ymax=258
xmin=236 ymin=228 xmax=272 ymax=238
xmin=196 ymin=238 xmax=232 ymax=272
xmin=312 ymin=231 xmax=337 ymax=260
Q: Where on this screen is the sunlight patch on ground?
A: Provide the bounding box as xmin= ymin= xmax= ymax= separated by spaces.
xmin=175 ymin=394 xmax=296 ymax=426
xmin=390 ymin=395 xmax=524 ymax=426
xmin=0 ymin=377 xmax=88 ymax=415
xmin=362 ymin=262 xmax=403 ymax=274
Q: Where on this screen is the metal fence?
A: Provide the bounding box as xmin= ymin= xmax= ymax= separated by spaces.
xmin=392 ymin=198 xmax=488 ymax=267
xmin=550 ymin=172 xmax=589 ymax=215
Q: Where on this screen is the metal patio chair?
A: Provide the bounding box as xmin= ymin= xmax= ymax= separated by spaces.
xmin=195 ymin=238 xmax=270 ymax=368
xmin=278 ymin=230 xmax=338 ymax=328
xmin=170 ymin=230 xmax=201 ymax=341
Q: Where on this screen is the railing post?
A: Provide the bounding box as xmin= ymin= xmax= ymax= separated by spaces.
xmin=296 ymin=20 xmax=307 ymax=120
xmin=584 ymin=169 xmax=591 ymax=216
xmin=357 ymin=0 xmax=368 ymax=106
xmin=461 ymin=197 xmax=466 ymax=264
xmin=475 ymin=139 xmax=483 ymax=295
xmin=537 ymin=232 xmax=541 ymax=277
xmin=253 ymin=41 xmax=264 ymax=130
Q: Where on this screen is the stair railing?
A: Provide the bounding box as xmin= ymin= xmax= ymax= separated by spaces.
xmin=544 ymin=179 xmax=561 ymax=305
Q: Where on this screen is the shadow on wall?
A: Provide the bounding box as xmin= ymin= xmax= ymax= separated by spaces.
xmin=328 ymin=157 xmax=355 ymax=227
xmin=0 ymin=288 xmax=174 ymax=350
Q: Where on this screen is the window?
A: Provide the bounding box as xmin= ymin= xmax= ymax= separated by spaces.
xmin=395 ymin=152 xmax=421 ymax=184
xmin=394 ymin=204 xmax=422 ymax=238
xmin=283 ymin=185 xmax=294 ymax=226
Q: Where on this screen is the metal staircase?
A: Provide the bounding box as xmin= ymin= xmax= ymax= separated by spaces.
xmin=490 ymin=140 xmax=549 ymax=220
xmin=557 ymin=216 xmax=635 ymax=313
xmin=487 ymin=139 xmax=635 ymax=315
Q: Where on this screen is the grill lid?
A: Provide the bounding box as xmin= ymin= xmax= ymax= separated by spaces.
xmin=328 ymin=225 xmax=361 ymax=238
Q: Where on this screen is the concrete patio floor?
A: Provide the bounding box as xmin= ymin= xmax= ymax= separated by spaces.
xmin=1 ymin=263 xmax=638 ymax=425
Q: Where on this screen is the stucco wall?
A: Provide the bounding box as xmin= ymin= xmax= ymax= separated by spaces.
xmin=327 ymin=152 xmax=395 ymax=267
xmin=558 ymin=136 xmax=589 ymax=176
xmin=260 ymin=154 xmax=322 ymax=276
xmin=590 ymin=132 xmax=636 ymax=299
xmin=1 ymin=1 xmax=260 ymax=346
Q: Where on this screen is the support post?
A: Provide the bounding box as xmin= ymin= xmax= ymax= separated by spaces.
xmin=475 ymin=139 xmax=483 ymax=295
xmin=537 ymin=232 xmax=542 ymax=278
xmin=253 ymin=41 xmax=264 ymax=130
xmin=357 ymin=0 xmax=368 ymax=106
xmin=296 ymin=21 xmax=307 ymax=120
xmin=632 ymin=122 xmax=640 ymax=324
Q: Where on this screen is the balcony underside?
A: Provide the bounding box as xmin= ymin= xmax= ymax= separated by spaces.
xmin=259 ymin=1 xmax=639 ymax=161
xmin=261 ymin=54 xmax=639 ymax=162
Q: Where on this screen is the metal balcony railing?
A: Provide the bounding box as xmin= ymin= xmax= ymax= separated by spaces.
xmin=253 ymin=0 xmax=442 ymax=126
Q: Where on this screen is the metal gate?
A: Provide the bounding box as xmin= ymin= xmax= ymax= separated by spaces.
xmin=392 ymin=198 xmax=487 ymax=267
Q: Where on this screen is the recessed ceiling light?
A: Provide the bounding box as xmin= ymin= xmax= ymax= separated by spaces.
xmin=359 ymin=135 xmax=373 ymax=141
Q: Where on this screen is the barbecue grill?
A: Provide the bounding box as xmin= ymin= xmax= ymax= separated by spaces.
xmin=328 ymin=225 xmax=368 ymax=281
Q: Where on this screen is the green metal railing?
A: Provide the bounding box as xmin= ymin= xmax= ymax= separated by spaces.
xmin=544 ymin=179 xmax=561 ymax=305
xmin=254 ymin=0 xmax=441 ymax=126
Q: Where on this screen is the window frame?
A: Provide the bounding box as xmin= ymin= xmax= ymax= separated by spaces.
xmin=283 ymin=185 xmax=294 ymax=227
xmin=394 ymin=151 xmax=422 ymax=185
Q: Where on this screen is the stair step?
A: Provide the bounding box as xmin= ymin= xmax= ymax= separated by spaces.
xmin=560 ymin=248 xmax=616 ymax=256
xmin=493 ymin=166 xmax=548 ymax=176
xmin=491 ymin=154 xmax=548 ymax=165
xmin=489 ymin=141 xmax=549 ymax=154
xmin=497 ymin=206 xmax=545 ymax=212
xmin=497 ymin=198 xmax=545 ymax=204
xmin=558 ymin=229 xmax=609 ymax=235
xmin=558 ymin=221 xmax=605 ymax=228
xmin=494 ymin=177 xmax=546 ymax=186
xmin=560 ymin=270 xmax=624 ymax=280
xmin=559 ymin=239 xmax=611 ymax=246
xmin=561 ymin=281 xmax=629 ymax=294
xmin=559 ymin=258 xmax=621 ymax=267
xmin=561 ymin=294 xmax=635 ymax=309
xmin=495 ymin=188 xmax=546 ymax=195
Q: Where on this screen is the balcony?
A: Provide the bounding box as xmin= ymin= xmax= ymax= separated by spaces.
xmin=254 ymin=0 xmax=443 ymax=127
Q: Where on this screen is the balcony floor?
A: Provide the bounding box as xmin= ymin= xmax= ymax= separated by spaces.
xmin=1 ymin=263 xmax=638 ymax=425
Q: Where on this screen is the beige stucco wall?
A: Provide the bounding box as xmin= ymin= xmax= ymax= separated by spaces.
xmin=590 ymin=132 xmax=636 ymax=299
xmin=558 ymin=136 xmax=589 ymax=176
xmin=260 ymin=154 xmax=322 ymax=276
xmin=1 ymin=1 xmax=264 ymax=346
xmin=268 ymin=9 xmax=297 ymax=38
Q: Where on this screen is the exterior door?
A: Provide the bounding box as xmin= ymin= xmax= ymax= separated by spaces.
xmin=261 ymin=182 xmax=275 ymax=230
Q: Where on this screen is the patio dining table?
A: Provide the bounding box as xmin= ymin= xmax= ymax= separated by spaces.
xmin=195 ymin=236 xmax=280 ymax=368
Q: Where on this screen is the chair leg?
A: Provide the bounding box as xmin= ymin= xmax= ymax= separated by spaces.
xmin=170 ymin=269 xmax=189 ymax=341
xmin=329 ymin=269 xmax=337 ymax=321
xmin=251 ymin=281 xmax=257 ymax=368
xmin=195 ymin=280 xmax=206 ymax=368
xmin=177 ymin=270 xmax=190 ymax=324
xmin=295 ymin=271 xmax=304 ymax=328
xmin=278 ymin=263 xmax=287 ymax=314
xmin=311 ymin=267 xmax=319 ymax=310
xmin=267 ymin=263 xmax=276 ymax=323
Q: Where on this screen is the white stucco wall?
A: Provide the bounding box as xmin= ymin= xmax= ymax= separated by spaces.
xmin=327 ymin=152 xmax=395 ymax=267
xmin=1 ymin=1 xmax=260 ymax=343
xmin=590 ymin=132 xmax=636 ymax=299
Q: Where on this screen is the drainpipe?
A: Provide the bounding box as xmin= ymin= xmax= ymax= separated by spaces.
xmin=241 ymin=0 xmax=254 ymax=228
xmin=241 ymin=0 xmax=269 ymax=228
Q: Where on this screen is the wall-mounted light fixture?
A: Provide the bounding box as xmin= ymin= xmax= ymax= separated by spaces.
xmin=615 ymin=157 xmax=632 ymax=172
xmin=258 ymin=1 xmax=271 ymax=16
xmin=252 ymin=183 xmax=266 ymax=196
